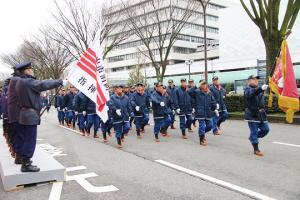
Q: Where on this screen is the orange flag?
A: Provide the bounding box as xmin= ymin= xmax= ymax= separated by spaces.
xmin=269 ymin=40 xmax=299 ymax=123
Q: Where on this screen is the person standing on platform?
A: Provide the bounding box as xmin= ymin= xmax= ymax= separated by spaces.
xmin=210 ymin=76 xmax=228 ymax=135
xmin=188 ymin=80 xmax=217 ymax=146
xmin=15 ymin=62 xmax=67 ymax=172
xmin=130 ymin=83 xmax=151 ymax=138
xmin=108 ymin=85 xmax=131 ymax=148
xmin=244 ymin=75 xmax=269 ymax=156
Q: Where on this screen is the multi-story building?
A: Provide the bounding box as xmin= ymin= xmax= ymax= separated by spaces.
xmin=104 ymin=0 xmax=232 ymax=84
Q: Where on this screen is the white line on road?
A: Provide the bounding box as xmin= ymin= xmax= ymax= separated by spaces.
xmin=66 ymin=166 xmax=87 ymax=172
xmin=272 ymin=142 xmax=300 ymax=148
xmin=49 ymin=182 xmax=63 ymax=200
xmin=155 ymin=160 xmax=276 ymax=200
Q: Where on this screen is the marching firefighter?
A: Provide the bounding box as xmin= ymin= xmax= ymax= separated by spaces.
xmin=1 ymin=79 xmax=11 ymax=153
xmin=244 ymin=75 xmax=269 ymax=156
xmin=151 ymin=83 xmax=172 ymax=142
xmin=167 ymin=79 xmax=177 ymax=129
xmin=84 ymin=95 xmax=100 ymax=138
xmin=15 ymin=62 xmax=67 ymax=172
xmin=64 ymin=85 xmax=76 ymax=129
xmin=74 ymin=91 xmax=87 ymax=136
xmin=210 ymin=76 xmax=228 ymax=135
xmin=175 ymin=78 xmax=193 ymax=139
xmin=130 ymin=83 xmax=151 ymax=138
xmin=55 ymin=89 xmax=66 ymax=125
xmin=188 ymin=80 xmax=217 ymax=146
xmin=108 ymin=85 xmax=131 ymax=148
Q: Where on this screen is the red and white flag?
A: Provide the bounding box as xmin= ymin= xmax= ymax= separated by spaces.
xmin=68 ymin=40 xmax=110 ymax=122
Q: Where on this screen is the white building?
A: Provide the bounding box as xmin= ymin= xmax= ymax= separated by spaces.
xmin=104 ymin=0 xmax=233 ymax=84
xmin=104 ymin=0 xmax=300 ymax=88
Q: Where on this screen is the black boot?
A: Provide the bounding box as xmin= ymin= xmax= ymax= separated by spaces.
xmin=182 ymin=130 xmax=187 ymax=139
xmin=103 ymin=132 xmax=107 ymax=140
xmin=137 ymin=129 xmax=141 ymax=136
xmin=21 ymin=159 xmax=40 ymax=172
xmin=252 ymin=143 xmax=263 ymax=156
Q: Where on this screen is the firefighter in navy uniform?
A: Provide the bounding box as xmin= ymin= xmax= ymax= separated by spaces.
xmin=15 ymin=62 xmax=67 ymax=172
xmin=175 ymin=78 xmax=193 ymax=139
xmin=130 ymin=83 xmax=151 ymax=138
xmin=84 ymin=95 xmax=101 ymax=138
xmin=210 ymin=76 xmax=228 ymax=135
xmin=188 ymin=80 xmax=217 ymax=146
xmin=1 ymin=79 xmax=11 ymax=153
xmin=108 ymin=85 xmax=131 ymax=148
xmin=73 ymin=91 xmax=87 ymax=136
xmin=244 ymin=75 xmax=269 ymax=156
xmin=64 ymin=86 xmax=76 ymax=129
xmin=166 ymin=79 xmax=177 ymax=129
xmin=55 ymin=89 xmax=66 ymax=125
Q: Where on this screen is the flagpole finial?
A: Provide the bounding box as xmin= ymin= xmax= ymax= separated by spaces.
xmin=284 ymin=29 xmax=292 ymax=39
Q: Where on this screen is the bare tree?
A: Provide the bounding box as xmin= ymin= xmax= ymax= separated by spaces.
xmin=47 ymin=0 xmax=128 ymax=60
xmin=122 ymin=0 xmax=199 ymax=82
xmin=240 ymin=0 xmax=300 ymax=78
xmin=1 ymin=28 xmax=74 ymax=80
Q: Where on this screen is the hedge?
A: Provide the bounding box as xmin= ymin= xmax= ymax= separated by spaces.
xmin=225 ymin=94 xmax=282 ymax=113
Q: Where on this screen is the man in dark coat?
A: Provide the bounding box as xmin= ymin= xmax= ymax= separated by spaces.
xmin=130 ymin=83 xmax=151 ymax=138
xmin=151 ymin=83 xmax=172 ymax=142
xmin=73 ymin=91 xmax=87 ymax=136
xmin=1 ymin=79 xmax=11 ymax=152
xmin=64 ymin=86 xmax=76 ymax=129
xmin=244 ymin=75 xmax=269 ymax=156
xmin=188 ymin=80 xmax=217 ymax=146
xmin=55 ymin=89 xmax=66 ymax=125
xmin=15 ymin=62 xmax=67 ymax=172
xmin=167 ymin=79 xmax=177 ymax=129
xmin=175 ymin=78 xmax=193 ymax=139
xmin=210 ymin=76 xmax=228 ymax=135
xmin=108 ymin=85 xmax=131 ymax=148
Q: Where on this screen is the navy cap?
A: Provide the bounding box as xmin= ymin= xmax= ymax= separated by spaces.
xmin=168 ymin=79 xmax=173 ymax=83
xmin=188 ymin=79 xmax=194 ymax=82
xmin=199 ymin=79 xmax=207 ymax=85
xmin=115 ymin=84 xmax=124 ymax=88
xmin=15 ymin=62 xmax=32 ymax=70
xmin=248 ymin=75 xmax=260 ymax=80
xmin=136 ymin=83 xmax=144 ymax=87
xmin=212 ymin=76 xmax=219 ymax=81
xmin=155 ymin=82 xmax=163 ymax=87
xmin=180 ymin=78 xmax=187 ymax=82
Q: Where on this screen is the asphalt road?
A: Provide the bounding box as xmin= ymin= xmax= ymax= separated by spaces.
xmin=1 ymin=110 xmax=300 ymax=200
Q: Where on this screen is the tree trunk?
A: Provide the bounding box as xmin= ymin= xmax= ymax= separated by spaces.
xmin=263 ymin=36 xmax=282 ymax=79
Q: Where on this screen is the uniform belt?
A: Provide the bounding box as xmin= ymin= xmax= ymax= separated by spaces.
xmin=21 ymin=107 xmax=40 ymax=115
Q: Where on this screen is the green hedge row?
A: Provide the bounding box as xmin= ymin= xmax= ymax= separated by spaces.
xmin=225 ymin=94 xmax=282 ymax=113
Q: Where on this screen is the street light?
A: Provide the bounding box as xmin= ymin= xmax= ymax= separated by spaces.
xmin=195 ymin=0 xmax=210 ymax=81
xmin=185 ymin=60 xmax=194 ymax=80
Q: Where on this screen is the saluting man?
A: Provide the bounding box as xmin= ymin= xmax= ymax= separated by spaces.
xmin=188 ymin=80 xmax=217 ymax=146
xmin=175 ymin=78 xmax=193 ymax=139
xmin=15 ymin=62 xmax=67 ymax=172
xmin=130 ymin=83 xmax=151 ymax=138
xmin=244 ymin=75 xmax=269 ymax=156
xmin=210 ymin=76 xmax=228 ymax=135
xmin=108 ymin=85 xmax=131 ymax=148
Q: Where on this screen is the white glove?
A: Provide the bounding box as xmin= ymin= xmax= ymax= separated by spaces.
xmin=62 ymin=80 xmax=68 ymax=87
xmin=261 ymin=84 xmax=268 ymax=91
xmin=116 ymin=109 xmax=122 ymax=116
xmin=160 ymin=102 xmax=165 ymax=107
xmin=82 ymin=111 xmax=86 ymax=116
xmin=135 ymin=106 xmax=140 ymax=111
xmin=176 ymin=108 xmax=180 ymax=114
xmin=75 ymin=111 xmax=78 ymax=115
xmin=192 ymin=108 xmax=195 ymax=114
xmin=150 ymin=102 xmax=152 ymax=107
xmin=172 ymin=110 xmax=175 ymax=115
xmin=216 ymin=104 xmax=220 ymax=110
xmin=215 ymin=110 xmax=220 ymax=117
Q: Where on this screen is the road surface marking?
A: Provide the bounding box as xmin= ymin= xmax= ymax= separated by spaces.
xmin=49 ymin=182 xmax=63 ymax=200
xmin=273 ymin=142 xmax=300 ymax=148
xmin=155 ymin=160 xmax=276 ymax=200
xmin=66 ymin=166 xmax=87 ymax=172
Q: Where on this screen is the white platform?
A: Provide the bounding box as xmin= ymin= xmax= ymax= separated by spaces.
xmin=0 ymin=136 xmax=65 ymax=191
